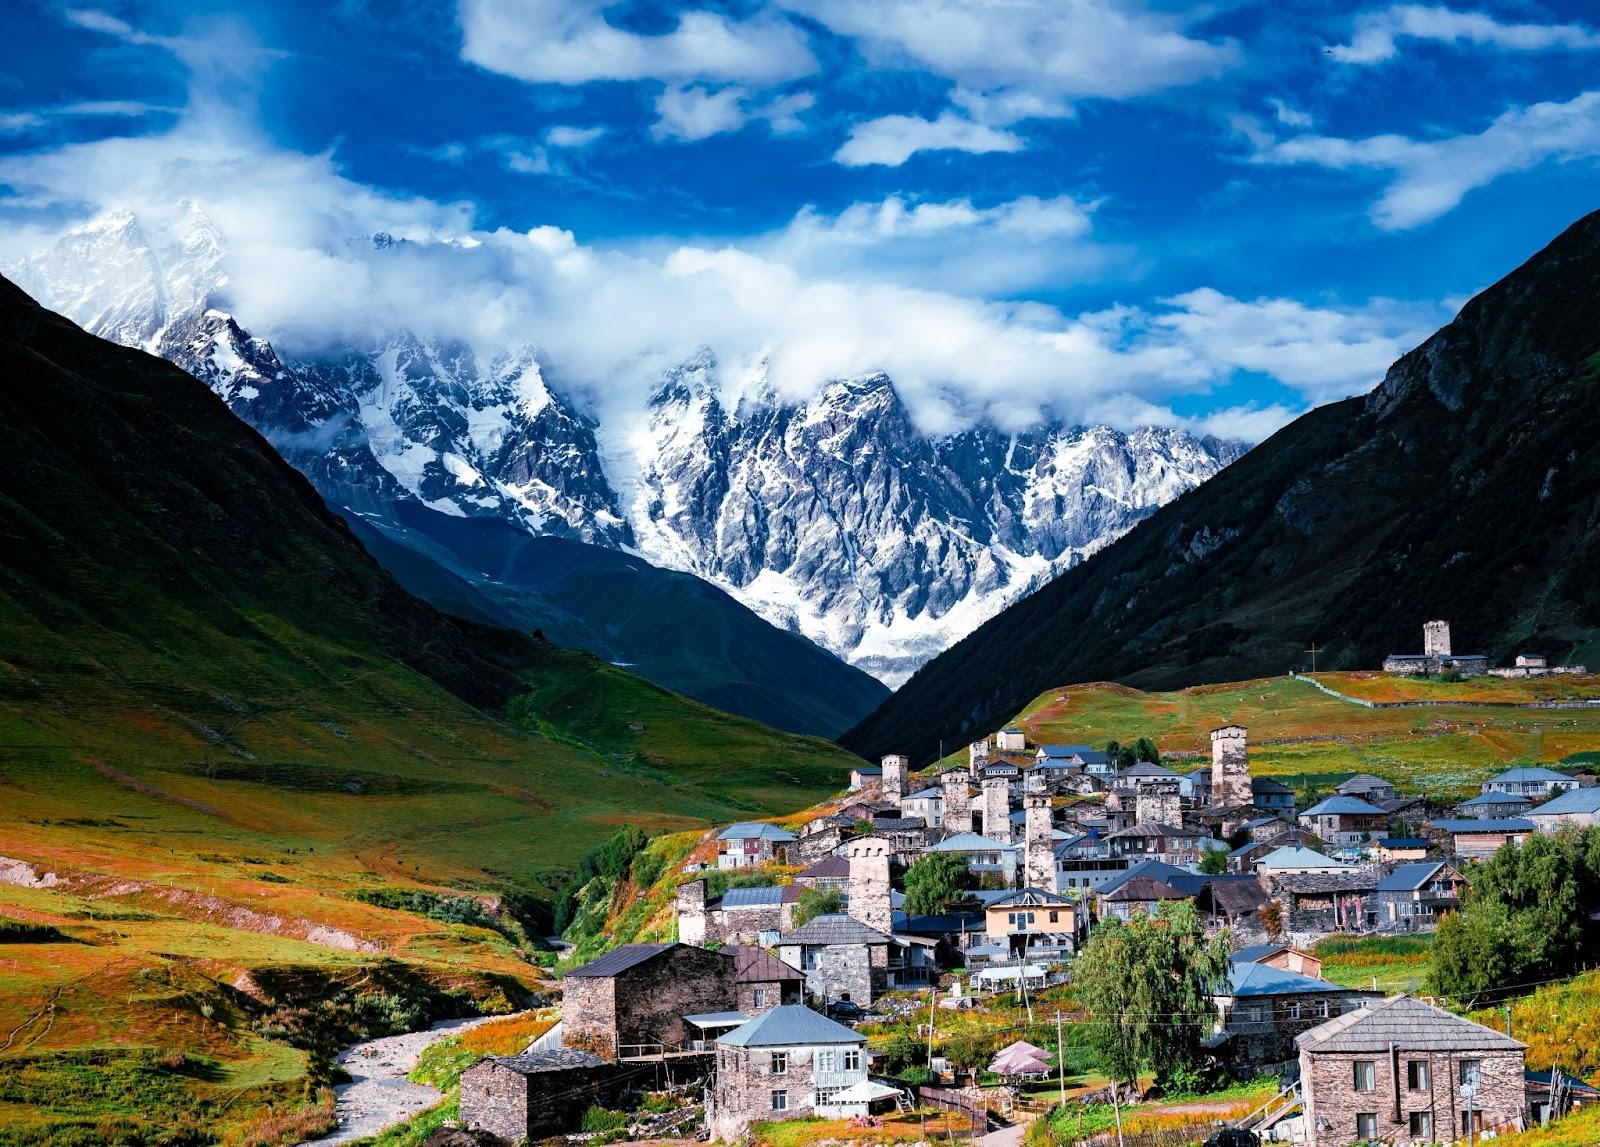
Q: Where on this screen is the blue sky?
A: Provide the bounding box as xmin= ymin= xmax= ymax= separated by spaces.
xmin=3 ymin=0 xmax=1600 ymax=438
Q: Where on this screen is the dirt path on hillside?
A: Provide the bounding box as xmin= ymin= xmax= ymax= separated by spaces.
xmin=300 ymin=1014 xmax=507 ymax=1146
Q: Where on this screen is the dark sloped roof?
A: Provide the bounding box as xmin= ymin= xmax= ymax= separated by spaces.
xmin=1376 ymin=861 xmax=1449 ymax=891
xmin=1275 ymin=871 xmax=1381 ymax=894
xmin=1252 ymin=777 xmax=1296 ymax=794
xmin=1205 ymin=881 xmax=1271 ymax=914
xmin=481 ymin=1048 xmax=611 ymax=1073
xmin=730 ymin=944 xmax=804 ymax=983
xmin=1297 ymin=995 xmax=1526 ymax=1053
xmin=1104 ymin=876 xmax=1187 ymax=902
xmin=1302 ymin=795 xmax=1388 ymax=816
xmin=778 ymin=913 xmax=892 ymax=946
xmin=565 ymin=942 xmax=676 ymax=978
xmin=986 ymin=886 xmax=1073 ymax=908
xmin=798 ymin=856 xmax=850 ymax=879
xmin=1431 ymin=818 xmax=1535 ymax=832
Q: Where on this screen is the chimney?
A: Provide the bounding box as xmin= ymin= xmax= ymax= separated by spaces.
xmin=846 ymin=836 xmax=893 ymax=935
xmin=940 ymin=769 xmax=974 ymax=835
xmin=675 ymin=878 xmax=707 ymax=946
xmin=881 ymin=754 xmax=908 ymax=804
xmin=981 ymin=777 xmax=1013 ymax=845
xmin=1023 ymin=794 xmax=1055 ymax=891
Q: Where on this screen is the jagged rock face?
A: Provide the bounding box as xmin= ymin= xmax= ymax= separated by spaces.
xmin=13 ymin=208 xmax=1246 ymax=685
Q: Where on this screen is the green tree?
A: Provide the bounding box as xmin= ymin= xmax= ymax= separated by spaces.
xmin=903 ymin=853 xmax=975 ymax=915
xmin=1073 ymin=901 xmax=1232 ymax=1090
xmin=791 ymin=887 xmax=843 ymax=928
xmin=1198 ymin=848 xmax=1229 ymax=875
xmin=1132 ymin=736 xmax=1161 ymax=765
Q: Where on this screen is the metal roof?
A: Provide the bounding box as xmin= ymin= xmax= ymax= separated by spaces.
xmin=1527 ymin=787 xmax=1600 ymax=817
xmin=1297 ymin=995 xmax=1526 ymax=1053
xmin=1252 ymin=777 xmax=1296 ymax=794
xmin=799 ymin=856 xmax=850 ymax=878
xmin=1459 ymin=792 xmax=1532 ymax=806
xmin=1226 ymin=961 xmax=1354 ymax=998
xmin=1103 ymin=875 xmax=1187 ymax=902
xmin=1377 ymin=837 xmax=1429 ymax=848
xmin=480 ymin=1048 xmax=611 ymax=1074
xmin=927 ymin=832 xmax=1014 ymax=853
xmin=985 ymin=887 xmax=1073 ymax=908
xmin=1486 ymin=766 xmax=1575 ymax=783
xmin=1120 ymin=762 xmax=1180 ymax=778
xmin=1376 ymin=861 xmax=1449 ymax=891
xmin=717 ymin=886 xmax=786 ymax=909
xmin=1302 ymin=795 xmax=1387 ymax=816
xmin=778 ymin=913 xmax=892 ymax=946
xmin=564 ymin=942 xmax=678 ymax=979
xmin=1097 ymin=859 xmax=1187 ymax=897
xmin=730 ymin=945 xmax=805 ymax=983
xmin=1336 ymin=774 xmax=1394 ymax=791
xmin=685 ymin=1011 xmax=749 ymax=1027
xmin=1255 ymin=845 xmax=1347 ymax=870
xmin=1431 ymin=818 xmax=1535 ymax=832
xmin=717 ymin=821 xmax=798 ymax=842
xmin=718 ymin=1004 xmax=864 ymax=1048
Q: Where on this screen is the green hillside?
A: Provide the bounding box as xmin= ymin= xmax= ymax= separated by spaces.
xmin=845 ymin=210 xmax=1600 ymax=764
xmin=0 ymin=275 xmax=856 ymax=1143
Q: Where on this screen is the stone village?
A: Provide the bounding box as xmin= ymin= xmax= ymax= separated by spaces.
xmin=454 ymin=624 xmax=1600 ymax=1146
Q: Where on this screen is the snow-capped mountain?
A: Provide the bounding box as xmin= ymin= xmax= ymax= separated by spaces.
xmin=11 ymin=207 xmax=1247 ymax=686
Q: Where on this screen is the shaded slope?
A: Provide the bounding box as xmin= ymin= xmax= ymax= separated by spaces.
xmin=845 ymin=209 xmax=1600 ymax=764
xmin=343 ymin=503 xmax=887 ymax=738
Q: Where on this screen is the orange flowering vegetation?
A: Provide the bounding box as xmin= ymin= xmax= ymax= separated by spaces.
xmin=1471 ymin=971 xmax=1600 ymax=1077
xmin=752 ymin=1110 xmax=967 ymax=1146
xmin=459 ymin=1009 xmax=559 ymax=1056
xmin=1486 ymin=1103 xmax=1600 ymax=1147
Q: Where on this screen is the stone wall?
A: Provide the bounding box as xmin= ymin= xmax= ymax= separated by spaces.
xmin=1023 ymin=795 xmax=1055 ymax=890
xmin=1136 ymin=783 xmax=1182 ymax=827
xmin=565 ymin=946 xmax=737 ymax=1058
xmin=846 ymin=836 xmax=893 ymax=934
xmin=942 ymin=770 xmax=974 ymax=835
xmin=882 ymin=755 xmax=908 ymax=802
xmin=1301 ymin=1044 xmax=1525 ymax=1146
xmin=1211 ymin=726 xmax=1252 ymax=809
xmin=710 ymin=1039 xmax=841 ymax=1142
xmin=460 ymin=1058 xmax=622 ymax=1142
xmin=676 ymin=880 xmax=707 ymax=946
xmin=561 ymin=976 xmax=618 ymax=1059
xmin=1223 ymin=992 xmax=1376 ymax=1064
xmin=737 ymin=978 xmax=801 ymax=1013
xmin=981 ymin=779 xmax=1012 ymax=845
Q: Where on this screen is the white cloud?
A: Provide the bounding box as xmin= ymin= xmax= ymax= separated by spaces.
xmin=545 ymin=124 xmax=606 ymax=148
xmin=783 ymin=0 xmax=1237 ymax=117
xmin=1253 ymin=90 xmax=1600 ymax=229
xmin=0 ymin=112 xmax=46 ymax=133
xmin=1267 ymin=98 xmax=1312 ymax=129
xmin=458 ymin=0 xmax=815 ymax=85
xmin=652 ymin=85 xmax=814 ymax=141
xmin=1330 ymin=4 xmax=1600 ymax=65
xmin=835 ymin=111 xmax=1024 ymax=167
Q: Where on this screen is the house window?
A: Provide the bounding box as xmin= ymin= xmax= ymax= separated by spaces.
xmin=1462 ymin=1110 xmax=1483 ymax=1136
xmin=1286 ymin=1001 xmax=1301 ymax=1020
xmin=1409 ymin=1111 xmax=1433 ymax=1138
xmin=771 ymin=1090 xmax=788 ymax=1112
xmin=753 ymin=988 xmax=768 ymax=1008
xmin=816 ymin=1050 xmax=835 ymax=1073
xmin=1049 ymin=910 xmax=1059 ymax=923
xmin=1459 ymin=1059 xmax=1481 ymax=1088
xmin=1353 ymin=1061 xmax=1376 ymax=1092
xmin=1315 ymin=999 xmax=1330 ymax=1018
xmin=843 ymin=1048 xmax=862 ymax=1071
xmin=802 ymin=948 xmax=819 ymax=970
xmin=816 ymin=1086 xmax=844 ymax=1106
xmin=770 ymin=1052 xmax=787 ymax=1075
xmin=1407 ymin=1061 xmax=1430 ymax=1090
xmin=1355 ymin=1112 xmax=1378 ymax=1139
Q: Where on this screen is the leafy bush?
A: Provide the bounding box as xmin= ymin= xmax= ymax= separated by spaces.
xmin=581 ymin=1105 xmax=629 ymax=1133
xmin=792 ymin=887 xmax=843 ymax=928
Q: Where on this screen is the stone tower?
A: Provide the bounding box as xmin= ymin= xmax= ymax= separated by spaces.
xmin=1424 ymin=619 xmax=1451 ymax=657
xmin=1023 ymin=794 xmax=1055 ymax=891
xmin=981 ymin=777 xmax=1012 ymax=844
xmin=675 ymin=878 xmax=707 ymax=946
xmin=968 ymin=739 xmax=990 ymax=777
xmin=881 ymin=754 xmax=908 ymax=804
xmin=1210 ymin=725 xmax=1251 ymax=808
xmin=846 ymin=835 xmax=893 ymax=934
xmin=940 ymin=769 xmax=973 ymax=835
xmin=1136 ymin=780 xmax=1182 ymax=827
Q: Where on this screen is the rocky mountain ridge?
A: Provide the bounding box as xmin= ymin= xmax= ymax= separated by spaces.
xmin=12 ymin=206 xmax=1246 ymax=686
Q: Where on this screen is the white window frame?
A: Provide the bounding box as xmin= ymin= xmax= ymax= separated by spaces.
xmin=1356 ymin=1112 xmax=1378 ymax=1139
xmin=843 ymin=1048 xmax=862 ymax=1071
xmin=770 ymin=1051 xmax=787 ymax=1075
xmin=771 ymin=1089 xmax=788 ymax=1111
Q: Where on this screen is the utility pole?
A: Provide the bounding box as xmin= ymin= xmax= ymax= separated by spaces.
xmin=1306 ymin=642 xmax=1321 ymax=672
xmin=926 ymin=983 xmax=937 ymax=1070
xmin=1504 ymin=1002 xmax=1513 ymax=1037
xmin=1055 ymin=1010 xmax=1067 ymax=1107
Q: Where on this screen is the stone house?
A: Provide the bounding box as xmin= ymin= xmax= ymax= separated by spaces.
xmin=1184 ymin=767 xmax=1213 ymax=804
xmin=1429 ymin=818 xmax=1535 ymax=861
xmin=1106 ymin=821 xmax=1213 ymax=865
xmin=676 ymin=879 xmax=793 ymax=947
xmin=1374 ymin=861 xmax=1466 ymax=931
xmin=1271 ymin=870 xmax=1380 ymax=936
xmin=793 ymin=856 xmax=850 ymax=897
xmin=707 ymin=1005 xmax=869 ymax=1142
xmin=717 ymin=822 xmax=797 ymax=869
xmin=1336 ymin=774 xmax=1397 ymax=804
xmin=925 ymin=831 xmax=1018 ymax=886
xmin=561 ymin=943 xmax=737 ymax=1059
xmin=1383 ymin=620 xmax=1489 ymax=677
xmin=1297 ymin=994 xmax=1527 ymax=1146
xmin=1193 ymin=879 xmax=1272 ymax=941
xmin=1455 ymin=792 xmax=1532 ymax=820
xmin=1214 ymin=961 xmax=1381 ymax=1064
xmin=869 ymin=815 xmax=930 ymax=861
xmin=1480 ymin=766 xmax=1582 ymax=799
xmin=775 ymin=913 xmax=892 ymax=1007
xmin=731 ymin=944 xmax=805 ymax=1014
xmin=996 ymin=726 xmax=1027 ymax=753
xmin=1374 ymin=837 xmax=1430 ymax=863
xmin=848 ymin=764 xmax=881 ymax=791
xmin=1252 ymin=776 xmax=1298 ymax=814
xmin=1526 ymin=786 xmax=1600 ymax=832
xmin=983 ymin=887 xmax=1078 ymax=959
xmin=1253 ymin=845 xmax=1351 ymax=879
xmin=460 ymin=1049 xmax=620 ymax=1142
xmin=1299 ymin=796 xmax=1391 ymax=847
xmin=1233 ymin=942 xmax=1323 ymax=979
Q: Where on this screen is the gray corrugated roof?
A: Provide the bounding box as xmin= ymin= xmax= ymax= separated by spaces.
xmin=1302 ymin=795 xmax=1387 ymax=816
xmin=778 ymin=913 xmax=892 ymax=946
xmin=1527 ymin=787 xmax=1600 ymax=816
xmin=1297 ymin=995 xmax=1526 ymax=1053
xmin=718 ymin=1004 xmax=864 ymax=1048
xmin=565 ymin=942 xmax=677 ymax=978
xmin=1459 ymin=792 xmax=1532 ymax=806
xmin=986 ymin=887 xmax=1072 ymax=908
xmin=717 ymin=886 xmax=786 ymax=909
xmin=1226 ymin=961 xmax=1354 ymax=997
xmin=1431 ymin=818 xmax=1535 ymax=832
xmin=718 ymin=822 xmax=798 ymax=842
xmin=1486 ymin=767 xmax=1575 ymax=784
